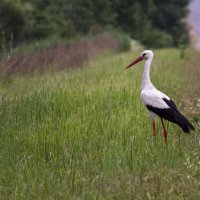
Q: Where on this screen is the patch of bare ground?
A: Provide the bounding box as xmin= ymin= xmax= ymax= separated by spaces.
xmin=0 ymin=33 xmax=118 ymax=77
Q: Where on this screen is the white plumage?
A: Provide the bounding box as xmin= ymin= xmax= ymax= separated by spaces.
xmin=141 ymin=89 xmax=170 ymax=109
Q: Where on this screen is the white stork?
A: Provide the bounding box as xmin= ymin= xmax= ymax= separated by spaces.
xmin=126 ymin=50 xmax=195 ymax=144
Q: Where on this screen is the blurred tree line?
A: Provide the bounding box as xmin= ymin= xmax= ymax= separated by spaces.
xmin=0 ymin=0 xmax=190 ymax=48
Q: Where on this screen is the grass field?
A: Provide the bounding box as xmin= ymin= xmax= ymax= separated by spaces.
xmin=0 ymin=48 xmax=199 ymax=199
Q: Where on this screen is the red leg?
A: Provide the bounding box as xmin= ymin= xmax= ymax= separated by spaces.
xmin=152 ymin=119 xmax=156 ymax=137
xmin=160 ymin=118 xmax=168 ymax=144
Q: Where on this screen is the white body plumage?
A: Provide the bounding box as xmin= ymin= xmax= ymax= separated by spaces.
xmin=139 ymin=50 xmax=170 ymax=120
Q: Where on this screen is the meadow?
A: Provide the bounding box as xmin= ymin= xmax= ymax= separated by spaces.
xmin=0 ymin=48 xmax=199 ymax=199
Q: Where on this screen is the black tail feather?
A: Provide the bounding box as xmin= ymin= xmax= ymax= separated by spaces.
xmin=174 ymin=111 xmax=195 ymax=133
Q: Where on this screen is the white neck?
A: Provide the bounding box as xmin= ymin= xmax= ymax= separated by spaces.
xmin=141 ymin=57 xmax=154 ymax=90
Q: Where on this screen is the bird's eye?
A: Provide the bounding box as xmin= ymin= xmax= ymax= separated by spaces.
xmin=143 ymin=53 xmax=146 ymax=56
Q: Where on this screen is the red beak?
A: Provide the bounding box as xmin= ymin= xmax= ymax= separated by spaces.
xmin=125 ymin=56 xmax=143 ymax=69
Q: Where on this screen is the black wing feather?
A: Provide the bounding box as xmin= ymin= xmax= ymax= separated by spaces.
xmin=146 ymin=98 xmax=195 ymax=133
xmin=162 ymin=98 xmax=177 ymax=109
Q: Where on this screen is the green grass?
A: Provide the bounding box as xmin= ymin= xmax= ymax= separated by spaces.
xmin=0 ymin=49 xmax=199 ymax=199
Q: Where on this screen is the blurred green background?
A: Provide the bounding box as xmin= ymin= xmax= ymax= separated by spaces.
xmin=0 ymin=0 xmax=189 ymax=49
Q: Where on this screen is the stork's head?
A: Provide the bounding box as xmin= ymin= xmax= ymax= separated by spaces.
xmin=126 ymin=50 xmax=153 ymax=69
